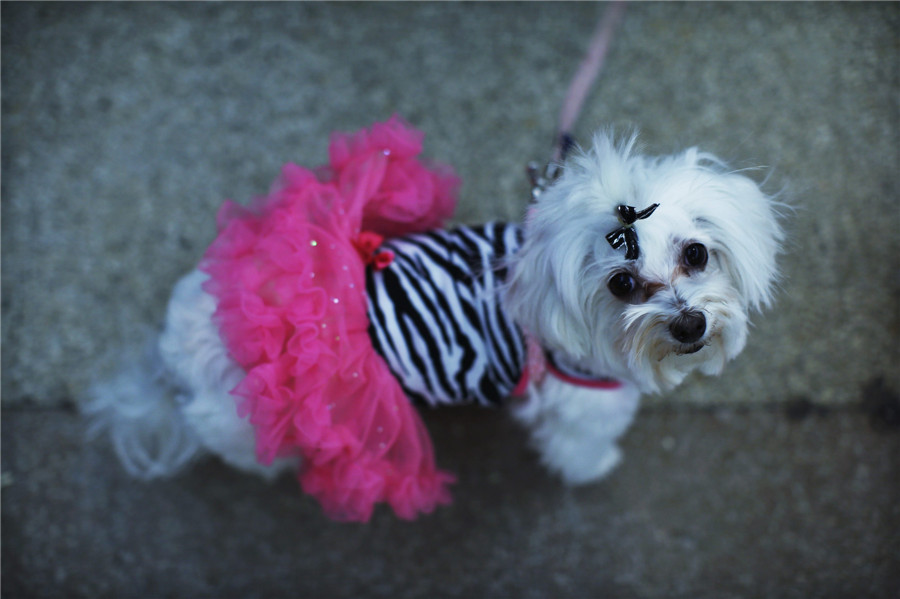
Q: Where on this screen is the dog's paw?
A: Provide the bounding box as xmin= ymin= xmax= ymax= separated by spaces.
xmin=553 ymin=444 xmax=622 ymax=486
xmin=591 ymin=445 xmax=623 ymax=480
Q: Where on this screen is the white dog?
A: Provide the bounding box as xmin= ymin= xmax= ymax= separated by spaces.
xmin=506 ymin=133 xmax=782 ymax=483
xmin=86 ymin=130 xmax=782 ymax=516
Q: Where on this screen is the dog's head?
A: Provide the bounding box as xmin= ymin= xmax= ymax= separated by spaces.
xmin=505 ymin=132 xmax=784 ymax=393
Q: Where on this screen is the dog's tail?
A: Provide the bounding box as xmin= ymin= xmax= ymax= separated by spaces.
xmin=82 ymin=331 xmax=202 ymax=480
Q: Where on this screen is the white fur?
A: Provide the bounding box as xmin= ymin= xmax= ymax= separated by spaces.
xmin=86 ymin=270 xmax=292 ymax=481
xmin=504 ymin=132 xmax=783 ymax=484
xmin=157 ymin=270 xmax=293 ymax=479
xmin=83 ymin=338 xmax=201 ymax=480
xmin=85 ymin=131 xmax=783 ymax=491
xmin=513 ymin=376 xmax=641 ymax=484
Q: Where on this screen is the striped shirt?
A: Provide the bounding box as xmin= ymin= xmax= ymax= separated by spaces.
xmin=366 ymin=222 xmax=525 ymax=407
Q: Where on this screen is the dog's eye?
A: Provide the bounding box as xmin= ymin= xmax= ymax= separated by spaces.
xmin=683 ymin=243 xmax=708 ymax=269
xmin=608 ymin=272 xmax=635 ymax=298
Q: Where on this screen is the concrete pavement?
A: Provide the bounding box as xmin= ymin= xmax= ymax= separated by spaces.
xmin=2 ymin=2 xmax=898 ymax=597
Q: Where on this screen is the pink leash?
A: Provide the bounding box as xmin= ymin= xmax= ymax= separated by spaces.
xmin=529 ymin=1 xmax=627 ymax=198
xmin=553 ymin=1 xmax=627 ymax=163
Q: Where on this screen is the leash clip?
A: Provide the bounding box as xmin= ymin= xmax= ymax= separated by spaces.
xmin=527 ymin=133 xmax=575 ymax=202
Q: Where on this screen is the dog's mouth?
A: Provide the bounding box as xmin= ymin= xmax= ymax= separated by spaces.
xmin=675 ymin=343 xmax=705 ymax=356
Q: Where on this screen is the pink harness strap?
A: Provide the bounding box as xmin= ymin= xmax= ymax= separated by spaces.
xmin=511 ymin=337 xmax=623 ymax=397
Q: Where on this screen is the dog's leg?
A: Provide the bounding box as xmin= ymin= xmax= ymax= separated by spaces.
xmin=158 ymin=270 xmax=294 ymax=480
xmin=85 ymin=270 xmax=293 ymax=481
xmin=513 ymin=376 xmax=641 ymax=485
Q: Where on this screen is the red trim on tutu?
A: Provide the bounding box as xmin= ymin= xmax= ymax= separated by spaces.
xmin=201 ymin=116 xmax=458 ymax=521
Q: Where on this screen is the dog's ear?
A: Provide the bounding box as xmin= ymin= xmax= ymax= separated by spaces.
xmin=503 ymin=187 xmax=602 ymax=359
xmin=693 ymin=170 xmax=785 ymax=312
xmin=505 ymin=132 xmax=642 ymax=359
xmin=504 ymin=237 xmax=595 ymax=359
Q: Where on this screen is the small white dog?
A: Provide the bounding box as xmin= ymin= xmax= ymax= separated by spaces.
xmin=506 ymin=133 xmax=782 ymax=483
xmin=86 ymin=130 xmax=782 ymax=514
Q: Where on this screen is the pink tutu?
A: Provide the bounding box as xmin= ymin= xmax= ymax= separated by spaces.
xmin=200 ymin=117 xmax=459 ymax=521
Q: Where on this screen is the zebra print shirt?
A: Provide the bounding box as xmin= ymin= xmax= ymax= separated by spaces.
xmin=366 ymin=222 xmax=526 ymax=407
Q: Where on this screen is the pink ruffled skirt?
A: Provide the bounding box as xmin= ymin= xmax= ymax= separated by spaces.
xmin=200 ymin=117 xmax=458 ymax=521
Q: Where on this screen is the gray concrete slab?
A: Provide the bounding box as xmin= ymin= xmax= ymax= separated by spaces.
xmin=2 ymin=3 xmax=900 ymax=597
xmin=3 ymin=405 xmax=898 ymax=598
xmin=2 ymin=2 xmax=898 ymax=409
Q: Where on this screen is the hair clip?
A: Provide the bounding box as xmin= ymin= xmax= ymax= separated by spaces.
xmin=605 ymin=203 xmax=659 ymax=260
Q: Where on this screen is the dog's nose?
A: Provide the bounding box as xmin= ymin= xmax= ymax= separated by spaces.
xmin=670 ymin=311 xmax=706 ymax=344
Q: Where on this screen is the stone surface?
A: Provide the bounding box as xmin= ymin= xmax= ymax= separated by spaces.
xmin=2 ymin=2 xmax=898 ymax=408
xmin=2 ymin=4 xmax=899 ymax=596
xmin=3 ymin=405 xmax=898 ymax=598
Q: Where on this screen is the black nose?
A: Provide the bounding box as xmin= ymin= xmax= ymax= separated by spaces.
xmin=670 ymin=311 xmax=706 ymax=344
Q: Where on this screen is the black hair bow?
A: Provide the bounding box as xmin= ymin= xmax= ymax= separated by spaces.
xmin=605 ymin=203 xmax=659 ymax=260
